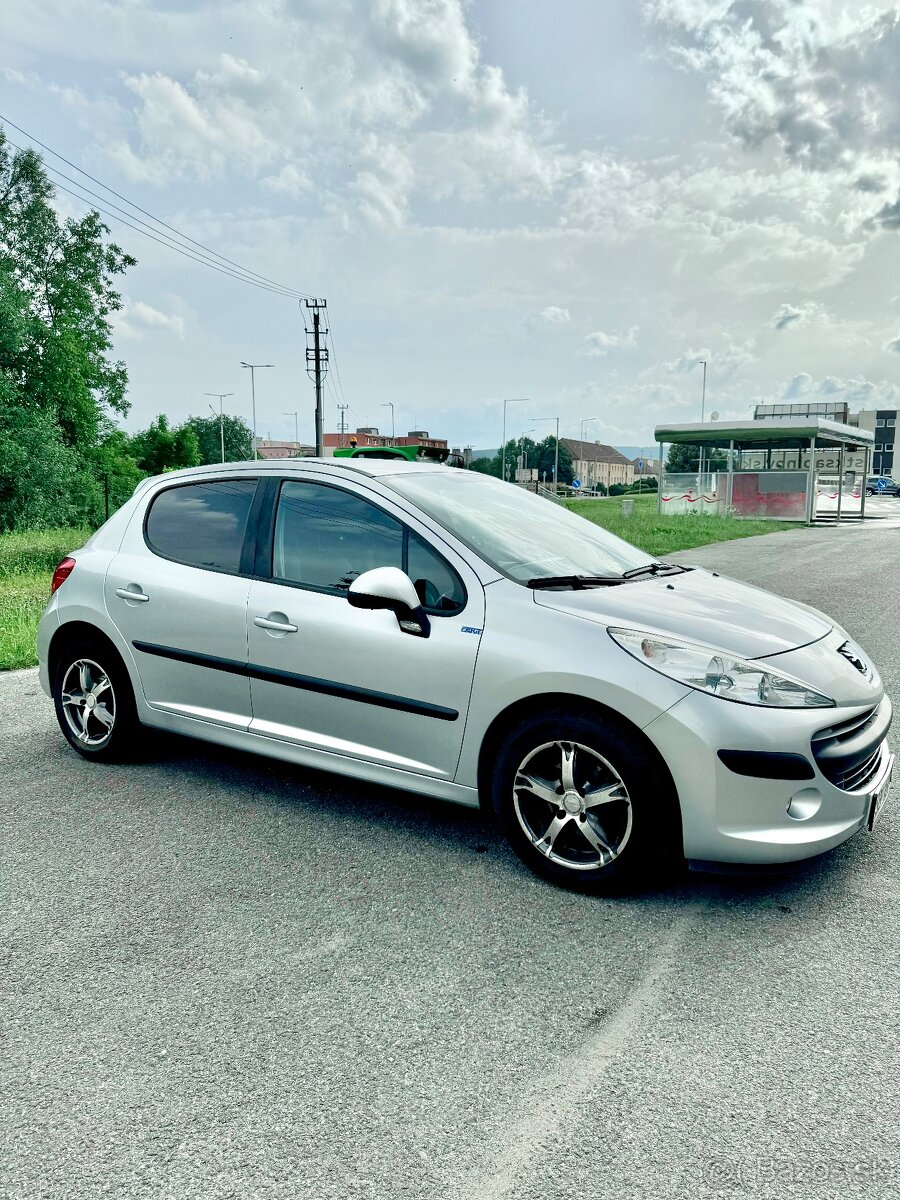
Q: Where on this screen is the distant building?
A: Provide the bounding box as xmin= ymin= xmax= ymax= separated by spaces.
xmin=253 ymin=438 xmax=314 ymax=459
xmin=560 ymin=439 xmax=634 ymax=490
xmin=322 ymin=427 xmax=448 ymax=456
xmin=754 ymin=401 xmax=897 ymax=477
xmin=630 ymin=455 xmax=662 ymax=479
xmin=754 ymin=401 xmax=850 ymax=423
xmin=855 ymin=409 xmax=897 ymax=477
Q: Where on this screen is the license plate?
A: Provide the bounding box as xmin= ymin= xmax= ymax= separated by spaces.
xmin=869 ymin=763 xmax=894 ymax=830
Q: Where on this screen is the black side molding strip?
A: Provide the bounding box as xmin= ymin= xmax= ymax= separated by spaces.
xmin=132 ymin=640 xmax=459 ymax=722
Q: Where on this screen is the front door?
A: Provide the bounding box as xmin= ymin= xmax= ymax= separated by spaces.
xmin=246 ymin=478 xmax=483 ymax=779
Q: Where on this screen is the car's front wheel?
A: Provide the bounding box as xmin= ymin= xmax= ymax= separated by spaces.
xmin=53 ymin=639 xmax=140 ymax=761
xmin=491 ymin=709 xmax=680 ymax=892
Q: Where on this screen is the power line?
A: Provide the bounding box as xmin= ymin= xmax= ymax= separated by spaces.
xmin=50 ymin=177 xmax=303 ymax=299
xmin=1 ymin=114 xmax=312 ymax=299
xmin=38 ymin=156 xmax=306 ymax=298
xmin=37 ymin=171 xmax=306 ymax=300
xmin=323 ymin=313 xmax=349 ymax=407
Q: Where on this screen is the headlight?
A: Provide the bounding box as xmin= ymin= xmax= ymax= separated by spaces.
xmin=608 ymin=627 xmax=835 ymax=709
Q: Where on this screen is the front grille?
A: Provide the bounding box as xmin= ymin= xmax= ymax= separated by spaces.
xmin=828 ymin=746 xmax=885 ymax=792
xmin=812 ymin=704 xmax=890 ymax=792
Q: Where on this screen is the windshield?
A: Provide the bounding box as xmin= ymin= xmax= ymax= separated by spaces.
xmin=386 ymin=472 xmax=655 ymax=582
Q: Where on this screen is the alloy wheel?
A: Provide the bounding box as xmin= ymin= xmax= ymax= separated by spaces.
xmin=60 ymin=658 xmax=116 ymax=747
xmin=513 ymin=739 xmax=633 ymax=871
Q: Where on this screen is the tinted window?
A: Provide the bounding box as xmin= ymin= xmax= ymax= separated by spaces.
xmin=272 ymin=481 xmax=466 ymax=612
xmin=146 ymin=480 xmax=257 ymax=571
xmin=408 ymin=532 xmax=465 ymax=612
xmin=274 ymin=481 xmax=403 ymax=592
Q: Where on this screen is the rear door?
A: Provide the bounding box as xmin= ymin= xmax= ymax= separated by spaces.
xmin=105 ymin=476 xmax=260 ymax=729
xmin=246 ymin=476 xmax=484 ymax=779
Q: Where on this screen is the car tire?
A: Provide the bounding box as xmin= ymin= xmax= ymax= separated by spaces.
xmin=491 ymin=708 xmax=681 ymax=893
xmin=866 ymin=488 xmax=875 ymax=496
xmin=52 ymin=638 xmax=141 ymax=762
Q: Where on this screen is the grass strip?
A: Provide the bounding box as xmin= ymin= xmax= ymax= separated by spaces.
xmin=0 ymin=528 xmax=89 ymax=671
xmin=565 ymin=494 xmax=796 ymax=556
xmin=0 ymin=572 xmax=52 ymax=671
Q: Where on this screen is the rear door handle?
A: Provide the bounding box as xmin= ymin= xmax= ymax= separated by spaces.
xmin=116 ymin=587 xmax=149 ymax=603
xmin=254 ymin=615 xmax=298 ymax=633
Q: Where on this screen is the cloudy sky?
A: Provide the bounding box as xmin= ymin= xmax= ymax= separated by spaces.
xmin=3 ymin=0 xmax=900 ymax=451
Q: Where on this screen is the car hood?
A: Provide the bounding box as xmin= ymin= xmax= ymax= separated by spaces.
xmin=533 ymin=568 xmax=832 ymax=659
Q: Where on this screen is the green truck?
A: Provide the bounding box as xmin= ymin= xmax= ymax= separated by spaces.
xmin=333 ymin=442 xmax=464 ymax=466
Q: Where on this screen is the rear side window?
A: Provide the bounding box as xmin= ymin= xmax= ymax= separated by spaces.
xmin=145 ymin=479 xmax=258 ymax=572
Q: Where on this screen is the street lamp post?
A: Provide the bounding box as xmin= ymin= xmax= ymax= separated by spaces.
xmin=697 ymin=359 xmax=707 ymax=476
xmin=240 ymin=362 xmax=274 ymax=459
xmin=382 ymin=402 xmax=395 ymax=442
xmin=283 ymin=410 xmax=299 ymax=448
xmin=532 ymin=416 xmax=560 ymax=488
xmin=502 ymin=399 xmax=528 ymax=482
xmin=203 ymin=392 xmax=233 ymax=463
xmin=519 ymin=429 xmax=535 ymax=477
xmin=579 ymin=416 xmax=599 ymax=489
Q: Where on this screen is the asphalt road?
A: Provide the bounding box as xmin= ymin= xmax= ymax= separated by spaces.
xmin=2 ymin=519 xmax=899 ymax=1200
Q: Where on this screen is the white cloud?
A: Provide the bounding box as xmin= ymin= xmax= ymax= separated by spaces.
xmin=773 ymin=303 xmax=804 ymax=331
xmin=784 ymin=371 xmax=813 ymax=398
xmin=645 ymin=1 xmax=900 ymax=234
xmin=772 ymin=301 xmax=827 ymax=331
xmin=668 ymin=349 xmax=711 ymax=374
xmin=585 ymin=326 xmax=638 ymax=356
xmin=539 ymin=306 xmax=571 ymax=324
xmin=780 ymin=372 xmax=900 ymax=407
xmin=115 ymin=300 xmax=186 ymax=340
xmin=260 ymin=163 xmax=311 ymax=200
xmin=885 ymin=334 xmax=900 ymax=354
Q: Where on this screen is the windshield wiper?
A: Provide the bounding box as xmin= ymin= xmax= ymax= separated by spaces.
xmin=620 ymin=562 xmax=691 ymax=580
xmin=526 ymin=574 xmax=626 ymax=589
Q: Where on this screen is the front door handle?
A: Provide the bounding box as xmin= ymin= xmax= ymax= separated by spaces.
xmin=254 ymin=614 xmax=298 ymax=634
xmin=116 ymin=586 xmax=149 ymax=603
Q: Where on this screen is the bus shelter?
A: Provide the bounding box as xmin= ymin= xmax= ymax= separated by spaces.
xmin=654 ymin=418 xmax=875 ymax=525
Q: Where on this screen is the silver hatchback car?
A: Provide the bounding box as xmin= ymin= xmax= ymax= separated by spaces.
xmin=38 ymin=459 xmax=893 ymax=891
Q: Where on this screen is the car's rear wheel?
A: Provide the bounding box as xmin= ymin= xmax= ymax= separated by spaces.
xmin=53 ymin=639 xmax=140 ymax=761
xmin=491 ymin=709 xmax=680 ymax=892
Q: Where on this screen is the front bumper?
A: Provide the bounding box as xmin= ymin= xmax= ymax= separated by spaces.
xmin=645 ymin=691 xmax=892 ymax=864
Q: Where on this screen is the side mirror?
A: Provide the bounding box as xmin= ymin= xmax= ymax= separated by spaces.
xmin=348 ymin=567 xmax=431 ymax=637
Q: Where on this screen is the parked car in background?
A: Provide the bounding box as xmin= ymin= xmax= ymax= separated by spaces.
xmin=38 ymin=460 xmax=893 ymax=893
xmin=865 ymin=476 xmax=900 ymax=496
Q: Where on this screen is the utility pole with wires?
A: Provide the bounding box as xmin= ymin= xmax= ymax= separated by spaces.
xmin=302 ymin=299 xmax=328 ymax=456
xmin=337 ymin=403 xmax=349 ymax=447
xmin=203 ymin=392 xmax=233 ymax=463
xmin=283 ymin=410 xmax=299 ymax=447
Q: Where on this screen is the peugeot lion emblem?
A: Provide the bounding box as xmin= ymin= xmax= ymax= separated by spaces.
xmin=837 ymin=641 xmax=868 ymax=675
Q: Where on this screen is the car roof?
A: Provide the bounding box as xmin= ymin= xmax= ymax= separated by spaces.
xmin=140 ymin=456 xmax=450 ymax=489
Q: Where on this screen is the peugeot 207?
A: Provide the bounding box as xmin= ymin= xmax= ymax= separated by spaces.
xmin=37 ymin=459 xmax=893 ymax=892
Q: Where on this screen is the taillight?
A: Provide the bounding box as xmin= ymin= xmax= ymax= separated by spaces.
xmin=50 ymin=557 xmax=76 ymax=594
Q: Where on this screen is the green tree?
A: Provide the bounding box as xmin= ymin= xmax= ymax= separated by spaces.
xmin=666 ymin=443 xmax=727 ymax=473
xmin=184 ymin=413 xmax=253 ymax=464
xmin=128 ymin=415 xmax=201 ymax=475
xmin=532 ymin=436 xmax=574 ymax=485
xmin=0 ymin=129 xmax=135 ymax=529
xmin=468 ymin=455 xmax=497 ymax=476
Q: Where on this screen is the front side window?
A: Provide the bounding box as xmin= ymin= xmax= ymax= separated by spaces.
xmin=272 ymin=481 xmax=465 ymax=612
xmin=145 ymin=479 xmax=257 ymax=572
